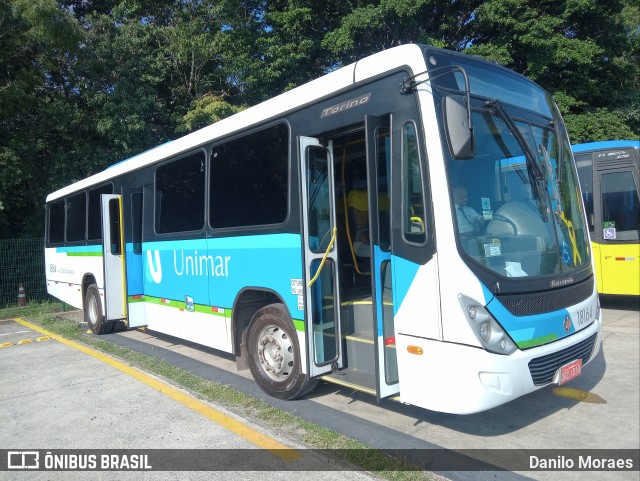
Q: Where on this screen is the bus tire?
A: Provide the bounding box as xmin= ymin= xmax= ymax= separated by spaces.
xmin=84 ymin=284 xmax=111 ymax=334
xmin=247 ymin=304 xmax=317 ymax=400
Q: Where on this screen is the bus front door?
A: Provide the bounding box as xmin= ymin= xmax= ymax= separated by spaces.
xmin=299 ymin=136 xmax=344 ymax=377
xmin=365 ymin=115 xmax=400 ymax=400
xmin=101 ymin=194 xmax=128 ymax=322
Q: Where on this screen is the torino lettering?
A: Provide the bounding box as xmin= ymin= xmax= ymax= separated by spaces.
xmin=320 ymin=93 xmax=371 ymax=118
xmin=173 ymin=250 xmax=230 ymax=277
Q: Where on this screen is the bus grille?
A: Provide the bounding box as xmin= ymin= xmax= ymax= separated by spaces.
xmin=528 ymin=332 xmax=598 ymax=386
xmin=495 ymin=279 xmax=592 ymax=316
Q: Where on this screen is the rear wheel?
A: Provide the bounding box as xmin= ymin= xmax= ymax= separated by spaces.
xmin=84 ymin=284 xmax=112 ymax=334
xmin=247 ymin=303 xmax=317 ymax=400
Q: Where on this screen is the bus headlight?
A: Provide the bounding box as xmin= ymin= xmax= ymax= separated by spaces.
xmin=458 ymin=295 xmax=517 ymax=355
xmin=479 ymin=321 xmax=491 ymax=341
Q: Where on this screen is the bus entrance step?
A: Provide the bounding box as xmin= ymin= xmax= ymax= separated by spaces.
xmin=341 ymin=332 xmax=375 ymax=376
xmin=340 ymin=297 xmax=374 ymax=335
xmin=324 ymin=367 xmax=376 ymax=394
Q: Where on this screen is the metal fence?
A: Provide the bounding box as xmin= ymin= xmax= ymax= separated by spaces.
xmin=0 ymin=238 xmax=51 ymax=307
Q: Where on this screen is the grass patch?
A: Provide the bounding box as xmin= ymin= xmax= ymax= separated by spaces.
xmin=0 ymin=301 xmax=67 ymax=321
xmin=2 ymin=307 xmax=438 ymax=480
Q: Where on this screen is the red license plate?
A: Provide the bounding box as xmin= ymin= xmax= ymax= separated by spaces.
xmin=558 ymin=359 xmax=582 ymax=384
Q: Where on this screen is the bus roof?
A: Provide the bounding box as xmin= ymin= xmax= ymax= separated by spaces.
xmin=47 ymin=43 xmax=428 ymax=202
xmin=571 ymin=140 xmax=640 ymax=153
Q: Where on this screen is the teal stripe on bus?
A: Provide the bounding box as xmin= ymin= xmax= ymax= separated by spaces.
xmin=56 ymin=245 xmax=103 ymax=254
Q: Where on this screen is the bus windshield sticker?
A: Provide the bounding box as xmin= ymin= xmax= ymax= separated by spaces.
xmin=481 ymin=197 xmax=493 ymax=220
xmin=484 ymin=240 xmax=501 ymax=257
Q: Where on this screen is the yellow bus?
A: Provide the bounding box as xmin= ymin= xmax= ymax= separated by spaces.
xmin=574 ymin=140 xmax=640 ymax=296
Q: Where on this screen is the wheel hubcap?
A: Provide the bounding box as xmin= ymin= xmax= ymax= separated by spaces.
xmin=256 ymin=325 xmax=295 ymax=382
xmin=88 ymin=295 xmax=98 ymax=326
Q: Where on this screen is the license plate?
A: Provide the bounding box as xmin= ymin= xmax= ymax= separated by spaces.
xmin=558 ymin=359 xmax=582 ymax=384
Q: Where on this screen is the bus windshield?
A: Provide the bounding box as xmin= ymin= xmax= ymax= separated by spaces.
xmin=445 ymin=106 xmax=590 ymax=281
xmin=425 ymin=48 xmax=591 ymax=284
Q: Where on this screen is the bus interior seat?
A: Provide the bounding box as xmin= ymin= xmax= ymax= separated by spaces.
xmin=347 ymin=189 xmax=370 ymax=258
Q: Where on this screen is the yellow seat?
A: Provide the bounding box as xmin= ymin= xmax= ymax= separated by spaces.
xmin=347 ymin=190 xmax=369 ymax=258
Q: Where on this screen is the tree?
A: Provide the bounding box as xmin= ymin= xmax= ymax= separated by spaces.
xmin=320 ymin=0 xmax=638 ymax=141
xmin=0 ymin=0 xmax=83 ymax=237
xmin=1 ymin=0 xmax=637 ymax=240
xmin=322 ymin=0 xmax=482 ymax=61
xmin=464 ymin=0 xmax=639 ymax=142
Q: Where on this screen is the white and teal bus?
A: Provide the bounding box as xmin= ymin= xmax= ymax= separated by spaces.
xmin=45 ymin=44 xmax=601 ymax=414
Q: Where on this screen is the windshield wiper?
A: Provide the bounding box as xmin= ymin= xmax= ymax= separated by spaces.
xmin=485 ymin=99 xmax=550 ymax=221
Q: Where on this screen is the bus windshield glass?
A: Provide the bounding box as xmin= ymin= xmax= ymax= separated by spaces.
xmin=428 ymin=52 xmax=591 ymax=281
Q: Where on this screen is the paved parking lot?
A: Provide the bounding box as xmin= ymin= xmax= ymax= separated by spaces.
xmin=1 ymin=296 xmax=638 ymax=480
xmin=0 ymin=317 xmax=378 ymax=480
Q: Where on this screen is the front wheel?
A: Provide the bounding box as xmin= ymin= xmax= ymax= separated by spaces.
xmin=247 ymin=304 xmax=317 ymax=400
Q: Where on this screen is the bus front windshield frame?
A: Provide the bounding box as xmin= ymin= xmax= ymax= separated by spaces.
xmin=428 ymin=52 xmax=591 ymax=290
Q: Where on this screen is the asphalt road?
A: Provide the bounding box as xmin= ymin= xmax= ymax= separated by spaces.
xmin=1 ymin=295 xmax=638 ymax=481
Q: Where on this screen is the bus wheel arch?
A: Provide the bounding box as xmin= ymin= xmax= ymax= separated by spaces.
xmin=232 ymin=288 xmax=283 ymax=367
xmin=246 ymin=302 xmax=317 ymax=400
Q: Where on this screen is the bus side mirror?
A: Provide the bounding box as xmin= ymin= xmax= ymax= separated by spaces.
xmin=444 ymin=94 xmax=474 ymax=159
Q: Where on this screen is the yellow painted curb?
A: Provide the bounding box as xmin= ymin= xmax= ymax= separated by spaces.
xmin=0 ymin=342 xmax=13 ymax=348
xmin=12 ymin=317 xmax=299 ymax=462
xmin=17 ymin=339 xmax=33 ymax=345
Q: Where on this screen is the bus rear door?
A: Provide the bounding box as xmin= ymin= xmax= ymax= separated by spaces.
xmin=101 ymin=194 xmax=128 ymax=322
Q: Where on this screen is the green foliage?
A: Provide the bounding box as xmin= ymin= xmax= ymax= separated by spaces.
xmin=465 ymin=0 xmax=639 ymax=142
xmin=322 ymin=0 xmax=482 ymax=60
xmin=564 ymin=108 xmax=639 ymax=143
xmin=178 ymin=95 xmax=245 ymax=133
xmin=0 ymin=0 xmax=84 ymax=237
xmin=0 ymin=0 xmax=638 ymax=239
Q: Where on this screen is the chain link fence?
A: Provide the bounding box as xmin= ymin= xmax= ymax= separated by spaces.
xmin=0 ymin=238 xmax=52 ymax=307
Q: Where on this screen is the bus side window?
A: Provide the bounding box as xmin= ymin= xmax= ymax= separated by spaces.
xmin=66 ymin=192 xmax=87 ymax=243
xmin=402 ymin=122 xmax=426 ymax=244
xmin=210 ymin=123 xmax=288 ymax=229
xmin=87 ymin=184 xmax=114 ymax=241
xmin=601 ymin=171 xmax=640 ymax=240
xmin=155 ymin=151 xmax=206 ymax=234
xmin=131 ymin=192 xmax=143 ymax=255
xmin=575 ymin=154 xmax=594 ymax=232
xmin=48 ymin=200 xmax=65 ymax=244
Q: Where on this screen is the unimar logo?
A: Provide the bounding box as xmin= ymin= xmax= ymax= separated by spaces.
xmin=146 ymin=250 xmax=231 ymax=284
xmin=147 ymin=250 xmax=162 ymax=283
